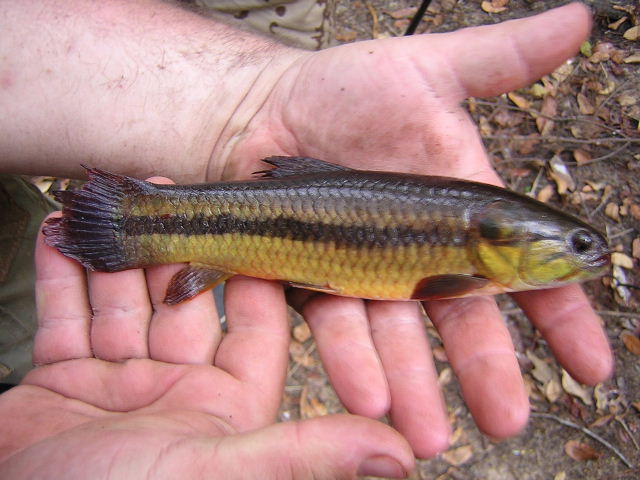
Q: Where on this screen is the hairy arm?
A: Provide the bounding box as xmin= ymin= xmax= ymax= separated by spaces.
xmin=0 ymin=0 xmax=302 ymax=182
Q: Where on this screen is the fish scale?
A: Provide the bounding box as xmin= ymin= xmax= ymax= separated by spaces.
xmin=44 ymin=156 xmax=610 ymax=304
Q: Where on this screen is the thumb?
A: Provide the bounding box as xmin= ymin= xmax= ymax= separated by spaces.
xmin=170 ymin=414 xmax=416 ymax=479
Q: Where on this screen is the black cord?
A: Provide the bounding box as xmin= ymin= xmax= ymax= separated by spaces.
xmin=404 ymin=0 xmax=434 ymax=35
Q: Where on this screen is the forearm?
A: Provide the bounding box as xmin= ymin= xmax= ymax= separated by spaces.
xmin=0 ymin=0 xmax=302 ymax=182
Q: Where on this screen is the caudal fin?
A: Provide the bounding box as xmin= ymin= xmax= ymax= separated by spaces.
xmin=43 ymin=168 xmax=151 ymax=272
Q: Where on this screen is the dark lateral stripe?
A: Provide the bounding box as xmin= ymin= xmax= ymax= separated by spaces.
xmin=121 ymin=213 xmax=468 ymax=248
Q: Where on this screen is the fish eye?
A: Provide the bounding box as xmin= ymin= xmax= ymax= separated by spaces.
xmin=570 ymin=229 xmax=593 ymax=254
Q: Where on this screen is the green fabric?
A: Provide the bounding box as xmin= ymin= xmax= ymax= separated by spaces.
xmin=0 ymin=176 xmax=56 ymax=384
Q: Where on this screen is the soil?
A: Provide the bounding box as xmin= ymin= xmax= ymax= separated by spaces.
xmin=281 ymin=1 xmax=640 ymax=479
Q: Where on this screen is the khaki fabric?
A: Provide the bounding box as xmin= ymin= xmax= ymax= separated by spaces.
xmin=195 ymin=0 xmax=335 ymax=50
xmin=0 ymin=176 xmax=56 ymax=384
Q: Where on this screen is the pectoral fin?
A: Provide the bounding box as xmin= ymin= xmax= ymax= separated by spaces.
xmin=286 ymin=281 xmax=342 ymax=296
xmin=411 ymin=274 xmax=489 ymax=300
xmin=165 ymin=263 xmax=232 ymax=305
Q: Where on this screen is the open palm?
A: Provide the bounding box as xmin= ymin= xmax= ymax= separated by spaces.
xmin=216 ymin=3 xmax=613 ymax=457
xmin=0 ymin=202 xmax=414 ymax=479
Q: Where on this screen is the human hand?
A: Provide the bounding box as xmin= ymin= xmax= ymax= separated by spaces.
xmin=0 ymin=179 xmax=414 ymax=480
xmin=213 ymin=3 xmax=613 ymax=457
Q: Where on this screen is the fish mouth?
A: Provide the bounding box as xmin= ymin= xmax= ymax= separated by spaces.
xmin=592 ymin=253 xmax=611 ymax=269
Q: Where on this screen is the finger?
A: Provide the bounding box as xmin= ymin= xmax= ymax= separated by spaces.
xmin=419 ymin=3 xmax=592 ymax=100
xmin=215 ymin=276 xmax=289 ymax=418
xmin=143 ymin=176 xmax=221 ymax=365
xmin=424 ymin=296 xmax=529 ymax=439
xmin=367 ymin=301 xmax=450 ymax=458
xmin=88 ymin=268 xmax=152 ymax=361
xmin=303 ymin=295 xmax=390 ymax=418
xmin=33 ymin=213 xmax=92 ymax=364
xmin=512 ymin=285 xmax=613 ymax=384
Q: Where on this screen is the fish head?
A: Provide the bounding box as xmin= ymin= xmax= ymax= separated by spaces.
xmin=472 ymin=198 xmax=610 ymax=290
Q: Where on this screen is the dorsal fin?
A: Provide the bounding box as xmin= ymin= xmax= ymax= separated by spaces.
xmin=254 ymin=156 xmax=353 ymax=178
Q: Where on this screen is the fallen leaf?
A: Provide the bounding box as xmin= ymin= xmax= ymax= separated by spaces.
xmin=299 ymin=385 xmax=328 ymax=419
xmin=529 ymin=83 xmax=548 ymax=98
xmin=621 ymin=331 xmax=640 ymax=355
xmin=438 ymin=367 xmax=453 ymax=386
xmin=630 ymin=204 xmax=640 ymax=220
xmin=633 ymin=401 xmax=640 ymax=412
xmin=554 ymin=472 xmax=567 ymax=480
xmin=562 ymin=370 xmax=593 ymax=405
xmin=589 ymin=414 xmax=614 ymax=428
xmin=537 ymin=96 xmax=557 ymax=135
xmin=608 ymin=16 xmax=628 ymax=30
xmin=549 ymin=155 xmax=575 ymax=193
xmin=617 ymin=94 xmax=637 ymax=106
xmin=605 ymin=202 xmax=620 ymax=221
xmin=293 ymin=322 xmax=311 ymax=343
xmin=624 ymin=54 xmax=640 ymax=63
xmin=479 ymin=115 xmax=493 ymax=136
xmin=597 ymin=78 xmax=616 ymax=95
xmin=564 ymin=440 xmax=601 ymax=461
xmin=432 ymin=345 xmax=448 ymax=363
xmin=573 ymin=149 xmax=592 ymax=165
xmin=612 ymin=265 xmax=632 ymax=305
xmin=545 ymin=378 xmax=563 ymax=403
xmin=551 ymin=62 xmax=574 ymax=83
xmin=577 ymin=92 xmax=595 ymax=115
xmin=335 ymin=30 xmax=357 ymax=42
xmin=385 ymin=7 xmax=417 ymax=19
xmin=289 ymin=340 xmax=315 ymax=368
xmin=612 ymin=252 xmax=634 ymax=269
xmin=537 ymin=184 xmax=554 ymax=203
xmin=580 ymin=41 xmax=592 ymax=57
xmin=442 ymin=445 xmax=473 ymax=466
xmin=623 ymin=25 xmax=640 ymax=41
xmin=508 ymin=91 xmax=531 ymax=110
xmin=632 ymin=238 xmax=640 ymax=259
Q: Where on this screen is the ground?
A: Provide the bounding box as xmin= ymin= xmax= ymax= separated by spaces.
xmin=279 ymin=1 xmax=640 ymax=479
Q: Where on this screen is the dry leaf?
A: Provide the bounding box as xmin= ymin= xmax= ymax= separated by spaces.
xmin=573 ymin=149 xmax=592 ymax=166
xmin=438 ymin=367 xmax=453 ymax=386
xmin=564 ymin=440 xmax=601 ymax=461
xmin=537 ymin=184 xmax=554 ymax=203
xmin=293 ymin=322 xmax=311 ymax=343
xmin=605 ymin=202 xmax=620 ymax=221
xmin=633 ymin=401 xmax=640 ymax=412
xmin=621 ymin=331 xmax=640 ymax=355
xmin=613 ymin=265 xmax=632 ymax=305
xmin=479 ymin=116 xmax=493 ymax=137
xmin=630 ymin=204 xmax=640 ymax=220
xmin=549 ymin=155 xmax=575 ymax=194
xmin=545 ymin=378 xmax=563 ymax=403
xmin=289 ymin=341 xmax=315 ymax=368
xmin=508 ymin=91 xmax=531 ymax=110
xmin=551 ymin=62 xmax=574 ymax=83
xmin=481 ymin=0 xmax=508 ymax=14
xmin=299 ymin=385 xmax=328 ymax=419
xmin=442 ymin=445 xmax=473 ymax=466
xmin=632 ymin=237 xmax=640 ymax=259
xmin=562 ymin=370 xmax=592 ymax=405
xmin=617 ymin=94 xmax=637 ymax=106
xmin=608 ymin=16 xmax=628 ymax=30
xmin=597 ymin=78 xmax=616 ymax=95
xmin=612 ymin=252 xmax=634 ymax=269
xmin=577 ymin=92 xmax=595 ymax=115
xmin=529 ymin=83 xmax=548 ymax=98
xmin=385 ymin=7 xmax=417 ymax=19
xmin=624 ymin=54 xmax=640 ymax=63
xmin=623 ymin=25 xmax=640 ymax=41
xmin=537 ymin=96 xmax=557 ymax=135
xmin=335 ymin=30 xmax=357 ymax=42
xmin=554 ymin=472 xmax=567 ymax=480
xmin=432 ymin=346 xmax=448 ymax=363
xmin=589 ymin=414 xmax=614 ymax=428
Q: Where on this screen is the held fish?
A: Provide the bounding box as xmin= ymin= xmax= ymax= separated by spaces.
xmin=43 ymin=156 xmax=610 ymax=304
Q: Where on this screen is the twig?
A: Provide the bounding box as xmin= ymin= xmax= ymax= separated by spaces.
xmin=580 ymin=141 xmax=633 ymax=165
xmin=365 ymin=1 xmax=380 ymax=39
xmin=531 ymin=412 xmax=634 ymax=468
xmin=482 ymin=135 xmax=640 ymax=144
xmin=616 ymin=416 xmax=640 ymax=452
xmin=608 ymin=228 xmax=635 ymax=240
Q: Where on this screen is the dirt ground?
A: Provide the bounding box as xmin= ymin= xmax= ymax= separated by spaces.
xmin=280 ymin=1 xmax=640 ymax=479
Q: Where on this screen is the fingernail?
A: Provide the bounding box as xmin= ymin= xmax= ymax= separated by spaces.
xmin=357 ymin=455 xmax=406 ymax=478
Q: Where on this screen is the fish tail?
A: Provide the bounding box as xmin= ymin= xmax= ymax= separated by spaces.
xmin=43 ymin=167 xmax=151 ymax=272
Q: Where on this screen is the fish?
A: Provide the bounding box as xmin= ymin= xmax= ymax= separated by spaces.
xmin=43 ymin=156 xmax=610 ymax=304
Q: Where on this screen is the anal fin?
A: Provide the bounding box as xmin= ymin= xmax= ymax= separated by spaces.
xmin=411 ymin=274 xmax=489 ymax=300
xmin=165 ymin=263 xmax=232 ymax=305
